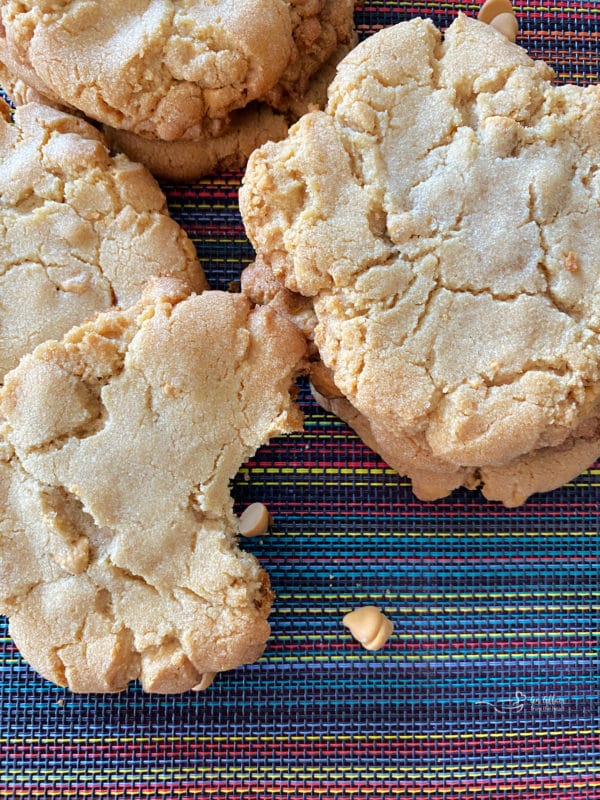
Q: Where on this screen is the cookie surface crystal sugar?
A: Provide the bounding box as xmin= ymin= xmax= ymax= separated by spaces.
xmin=0 ymin=280 xmax=305 ymax=692
xmin=0 ymin=100 xmax=205 ymax=382
xmin=240 ymin=14 xmax=600 ymax=506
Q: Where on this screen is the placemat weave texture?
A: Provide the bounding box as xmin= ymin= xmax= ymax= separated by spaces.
xmin=2 ymin=2 xmax=600 ymax=798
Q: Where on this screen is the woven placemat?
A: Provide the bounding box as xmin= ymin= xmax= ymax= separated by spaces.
xmin=2 ymin=2 xmax=600 ymax=798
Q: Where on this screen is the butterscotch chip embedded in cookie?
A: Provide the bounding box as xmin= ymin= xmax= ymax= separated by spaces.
xmin=0 ymin=279 xmax=305 ymax=692
xmin=489 ymin=13 xmax=519 ymax=42
xmin=0 ymin=100 xmax=206 ymax=381
xmin=240 ymin=14 xmax=600 ymax=506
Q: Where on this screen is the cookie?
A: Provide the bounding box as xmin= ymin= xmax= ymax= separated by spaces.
xmin=0 ymin=278 xmax=305 ymax=692
xmin=102 ymin=43 xmax=351 ymax=182
xmin=0 ymin=63 xmax=55 ymax=107
xmin=240 ymin=15 xmax=600 ymax=506
xmin=0 ymin=1 xmax=355 ymax=177
xmin=102 ymin=102 xmax=290 ymax=183
xmin=0 ymin=99 xmax=206 ymax=381
xmin=311 ymin=370 xmax=600 ymax=506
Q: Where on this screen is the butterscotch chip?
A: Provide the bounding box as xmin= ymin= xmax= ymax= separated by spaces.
xmin=238 ymin=503 xmax=272 ymax=538
xmin=477 ymin=0 xmax=515 ymax=24
xmin=343 ymin=606 xmax=393 ymax=651
xmin=0 ymin=100 xmax=206 ymax=382
xmin=0 ymin=279 xmax=305 ymax=693
xmin=192 ymin=672 xmax=217 ymax=692
xmin=240 ymin=15 xmax=600 ymax=506
xmin=565 ymin=252 xmax=579 ymax=273
xmin=490 ymin=12 xmax=519 ymax=42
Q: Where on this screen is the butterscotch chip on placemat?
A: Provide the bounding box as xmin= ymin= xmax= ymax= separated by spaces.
xmin=0 ymin=279 xmax=305 ymax=692
xmin=0 ymin=100 xmax=206 ymax=381
xmin=240 ymin=14 xmax=600 ymax=506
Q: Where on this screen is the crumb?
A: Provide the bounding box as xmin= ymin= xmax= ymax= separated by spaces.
xmin=565 ymin=252 xmax=579 ymax=273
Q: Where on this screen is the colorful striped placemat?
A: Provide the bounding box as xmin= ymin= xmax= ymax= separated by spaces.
xmin=2 ymin=2 xmax=600 ymax=798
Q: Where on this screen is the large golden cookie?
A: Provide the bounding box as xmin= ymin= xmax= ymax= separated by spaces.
xmin=0 ymin=280 xmax=305 ymax=692
xmin=0 ymin=1 xmax=356 ymax=177
xmin=241 ymin=15 xmax=600 ymax=506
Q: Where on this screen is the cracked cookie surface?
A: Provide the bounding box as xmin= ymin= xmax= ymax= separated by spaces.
xmin=240 ymin=15 xmax=600 ymax=506
xmin=100 ymin=41 xmax=352 ymax=182
xmin=0 ymin=278 xmax=305 ymax=692
xmin=0 ymin=100 xmax=206 ymax=381
xmin=0 ymin=0 xmax=356 ymax=141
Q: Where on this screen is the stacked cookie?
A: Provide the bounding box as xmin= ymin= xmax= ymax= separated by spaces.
xmin=0 ymin=0 xmax=356 ymax=180
xmin=0 ymin=102 xmax=306 ymax=692
xmin=240 ymin=14 xmax=600 ymax=507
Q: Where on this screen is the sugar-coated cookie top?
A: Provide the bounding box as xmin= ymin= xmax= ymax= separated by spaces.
xmin=241 ymin=15 xmax=600 ymax=471
xmin=0 ymin=0 xmax=355 ymax=139
xmin=0 ymin=100 xmax=206 ymax=380
xmin=0 ymin=279 xmax=305 ymax=692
